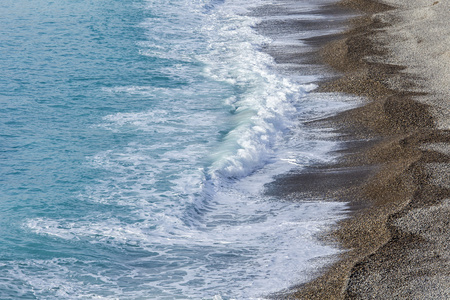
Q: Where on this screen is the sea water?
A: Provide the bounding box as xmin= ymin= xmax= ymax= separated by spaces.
xmin=0 ymin=0 xmax=354 ymax=299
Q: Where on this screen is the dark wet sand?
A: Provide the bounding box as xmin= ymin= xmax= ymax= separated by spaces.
xmin=268 ymin=0 xmax=450 ymax=298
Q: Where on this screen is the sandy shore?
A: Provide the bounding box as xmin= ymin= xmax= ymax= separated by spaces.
xmin=272 ymin=0 xmax=450 ymax=298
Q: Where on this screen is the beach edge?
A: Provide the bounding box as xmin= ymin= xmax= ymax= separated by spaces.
xmin=282 ymin=0 xmax=450 ymax=298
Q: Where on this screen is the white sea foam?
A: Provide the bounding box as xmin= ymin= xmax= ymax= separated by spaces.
xmin=26 ymin=198 xmax=346 ymax=299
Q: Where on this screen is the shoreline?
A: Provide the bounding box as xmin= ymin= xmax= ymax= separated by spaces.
xmin=273 ymin=0 xmax=450 ymax=298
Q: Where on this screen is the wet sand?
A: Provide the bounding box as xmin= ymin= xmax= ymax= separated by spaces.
xmin=269 ymin=0 xmax=450 ymax=298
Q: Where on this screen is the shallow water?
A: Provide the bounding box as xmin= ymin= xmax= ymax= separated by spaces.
xmin=0 ymin=0 xmax=354 ymax=298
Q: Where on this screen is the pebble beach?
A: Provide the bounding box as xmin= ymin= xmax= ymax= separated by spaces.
xmin=285 ymin=0 xmax=450 ymax=298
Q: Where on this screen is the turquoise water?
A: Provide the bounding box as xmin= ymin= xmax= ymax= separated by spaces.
xmin=0 ymin=0 xmax=351 ymax=299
